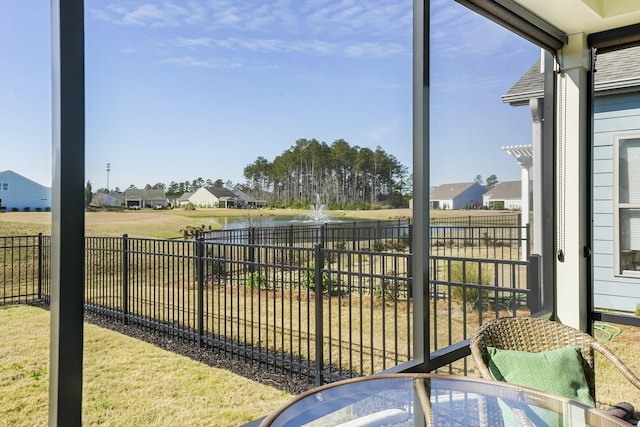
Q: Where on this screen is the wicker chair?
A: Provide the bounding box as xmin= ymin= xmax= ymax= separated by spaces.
xmin=470 ymin=317 xmax=640 ymax=409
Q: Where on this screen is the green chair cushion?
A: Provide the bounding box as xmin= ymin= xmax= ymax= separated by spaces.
xmin=487 ymin=346 xmax=595 ymax=407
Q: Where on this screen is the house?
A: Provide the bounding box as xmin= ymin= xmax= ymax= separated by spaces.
xmin=90 ymin=192 xmax=123 ymax=208
xmin=186 ymin=187 xmax=239 ymax=208
xmin=232 ymin=188 xmax=266 ymax=208
xmin=483 ymin=181 xmax=533 ymax=210
xmin=174 ymin=192 xmax=193 ymax=207
xmin=123 ymin=189 xmax=167 ymax=209
xmin=0 ymin=170 xmax=51 ymax=211
xmin=505 ymin=45 xmax=640 ymax=313
xmin=429 ymin=182 xmax=486 ymax=210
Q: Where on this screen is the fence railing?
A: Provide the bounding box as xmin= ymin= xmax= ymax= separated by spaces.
xmin=430 ymin=213 xmax=521 ymax=226
xmin=1 ymin=222 xmax=535 ymax=385
xmin=0 ymin=234 xmax=50 ymax=304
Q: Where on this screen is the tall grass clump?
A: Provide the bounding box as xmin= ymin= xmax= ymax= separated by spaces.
xmin=448 ymin=261 xmax=493 ymax=312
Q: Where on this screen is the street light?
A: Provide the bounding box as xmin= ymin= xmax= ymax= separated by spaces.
xmin=106 ymin=163 xmax=110 ymax=192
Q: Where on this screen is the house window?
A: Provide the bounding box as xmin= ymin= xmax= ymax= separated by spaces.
xmin=615 ymin=135 xmax=640 ymax=277
xmin=0 ymin=183 xmax=7 ymax=191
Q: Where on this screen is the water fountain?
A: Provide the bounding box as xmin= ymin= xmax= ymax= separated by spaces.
xmin=305 ymin=194 xmax=331 ymax=223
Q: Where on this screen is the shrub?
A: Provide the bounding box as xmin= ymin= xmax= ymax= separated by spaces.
xmin=449 ymin=261 xmax=493 ymax=312
xmin=183 ymin=202 xmax=196 ymax=211
xmin=23 ymin=207 xmax=30 ymax=212
xmin=373 ymin=275 xmax=400 ymax=301
xmin=245 ymin=271 xmax=267 ymax=289
xmin=205 ymin=259 xmax=226 ymax=281
xmin=372 ymin=240 xmax=386 ymax=252
xmin=36 ymin=207 xmax=42 ymax=212
xmin=11 ymin=207 xmax=18 ymax=212
xmin=301 ymin=262 xmax=341 ymax=294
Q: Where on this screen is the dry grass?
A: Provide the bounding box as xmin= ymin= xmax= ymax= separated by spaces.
xmin=0 ymin=305 xmax=290 ymax=426
xmin=592 ymin=323 xmax=640 ymax=409
xmin=0 ymin=208 xmax=415 ymax=239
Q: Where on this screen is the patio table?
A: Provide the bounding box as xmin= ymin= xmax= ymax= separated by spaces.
xmin=259 ymin=373 xmax=629 ymax=427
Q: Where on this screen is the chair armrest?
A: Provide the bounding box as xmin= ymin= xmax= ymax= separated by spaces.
xmin=592 ymin=341 xmax=640 ymax=391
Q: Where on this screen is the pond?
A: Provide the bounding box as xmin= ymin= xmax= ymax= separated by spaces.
xmin=217 ymin=214 xmax=365 ymax=230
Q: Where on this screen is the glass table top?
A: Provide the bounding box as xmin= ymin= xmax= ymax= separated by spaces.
xmin=260 ymin=374 xmax=630 ymax=427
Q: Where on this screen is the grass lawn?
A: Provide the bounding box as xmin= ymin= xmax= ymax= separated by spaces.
xmin=0 ymin=207 xmax=414 ymax=238
xmin=0 ymin=305 xmax=290 ymax=426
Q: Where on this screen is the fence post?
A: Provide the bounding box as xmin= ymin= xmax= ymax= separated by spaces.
xmin=526 ymin=223 xmax=531 ymax=258
xmin=407 ymin=224 xmax=413 ymax=298
xmin=314 ymin=243 xmax=324 ymax=386
xmin=122 ymin=234 xmax=129 ymax=325
xmin=37 ymin=233 xmax=43 ymax=299
xmin=196 ymin=234 xmax=205 ymax=348
xmin=527 ymin=254 xmax=541 ymax=314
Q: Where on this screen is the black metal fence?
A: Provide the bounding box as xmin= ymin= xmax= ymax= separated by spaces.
xmin=0 ymin=234 xmax=50 ymax=304
xmin=1 ymin=221 xmax=535 ymax=385
xmin=430 ymin=213 xmax=521 ymax=226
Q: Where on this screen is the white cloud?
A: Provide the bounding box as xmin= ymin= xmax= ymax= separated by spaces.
xmin=89 ymin=0 xmax=412 ymax=62
xmin=157 ymin=56 xmax=242 ymax=69
xmin=430 ymin=0 xmax=523 ymax=58
xmin=343 ymin=42 xmax=406 ymax=58
xmin=173 ymin=37 xmax=213 ymax=48
xmin=100 ymin=1 xmax=206 ymax=27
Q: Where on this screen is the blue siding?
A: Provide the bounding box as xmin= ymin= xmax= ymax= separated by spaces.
xmin=0 ymin=170 xmax=51 ymax=211
xmin=592 ymin=93 xmax=640 ymax=312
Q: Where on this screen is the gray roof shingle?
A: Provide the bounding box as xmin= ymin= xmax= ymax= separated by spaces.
xmin=503 ymin=46 xmax=640 ymax=105
xmin=483 ymin=181 xmax=532 ymax=200
xmin=430 ymin=182 xmax=482 ymax=200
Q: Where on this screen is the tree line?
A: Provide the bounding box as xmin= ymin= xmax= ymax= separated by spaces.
xmin=88 ymin=138 xmax=411 ymax=209
xmin=243 ymin=138 xmax=411 ymax=209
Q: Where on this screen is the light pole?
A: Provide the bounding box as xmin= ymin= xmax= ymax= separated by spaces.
xmin=106 ymin=163 xmax=111 ymax=192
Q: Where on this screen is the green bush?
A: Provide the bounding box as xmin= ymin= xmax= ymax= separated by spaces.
xmin=245 ymin=271 xmax=267 ymax=289
xmin=449 ymin=261 xmax=493 ymax=312
xmin=301 ymin=262 xmax=341 ymax=294
xmin=372 ymin=240 xmax=386 ymax=252
xmin=373 ymin=276 xmax=400 ymax=301
xmin=183 ymin=202 xmax=196 ymax=210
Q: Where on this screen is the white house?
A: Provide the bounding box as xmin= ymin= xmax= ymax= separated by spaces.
xmin=186 ymin=187 xmax=239 ymax=208
xmin=0 ymin=170 xmax=51 ymax=212
xmin=429 ymin=182 xmax=486 ymax=210
xmin=483 ymin=181 xmax=533 ymax=210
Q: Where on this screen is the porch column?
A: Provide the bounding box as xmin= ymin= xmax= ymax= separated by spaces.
xmin=502 ymin=145 xmax=533 ymax=261
xmin=555 ymin=33 xmax=590 ymax=330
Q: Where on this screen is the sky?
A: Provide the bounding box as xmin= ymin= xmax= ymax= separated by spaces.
xmin=1 ymin=0 xmax=540 ymax=192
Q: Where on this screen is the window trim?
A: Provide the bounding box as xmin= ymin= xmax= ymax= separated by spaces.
xmin=613 ymin=133 xmax=640 ymax=278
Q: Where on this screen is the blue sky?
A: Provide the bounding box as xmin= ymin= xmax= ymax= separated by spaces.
xmin=1 ymin=0 xmax=539 ymax=191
